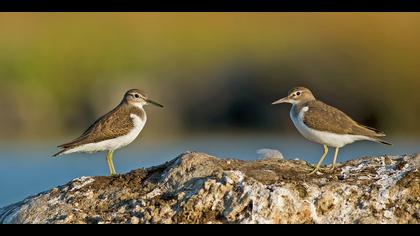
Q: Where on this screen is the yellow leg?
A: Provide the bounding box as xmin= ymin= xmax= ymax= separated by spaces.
xmin=110 ymin=151 xmax=117 ymax=175
xmin=329 ymin=147 xmax=340 ymax=171
xmin=308 ymin=144 xmax=329 ymax=175
xmin=110 ymin=152 xmax=117 ymax=175
xmin=106 ymin=150 xmax=116 ymax=176
xmin=110 ymin=158 xmax=117 ymax=176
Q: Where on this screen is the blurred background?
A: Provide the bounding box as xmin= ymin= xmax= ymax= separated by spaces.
xmin=0 ymin=13 xmax=419 ymax=206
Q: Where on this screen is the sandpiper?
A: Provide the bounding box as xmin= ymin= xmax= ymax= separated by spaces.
xmin=53 ymin=89 xmax=163 ymax=176
xmin=272 ymin=87 xmax=391 ymax=175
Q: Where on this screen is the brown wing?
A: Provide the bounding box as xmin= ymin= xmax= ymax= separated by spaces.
xmin=57 ymin=104 xmax=134 ymax=149
xmin=303 ymin=100 xmax=383 ymax=137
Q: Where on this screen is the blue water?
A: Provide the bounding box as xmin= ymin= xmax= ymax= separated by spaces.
xmin=0 ymin=135 xmax=418 ymax=208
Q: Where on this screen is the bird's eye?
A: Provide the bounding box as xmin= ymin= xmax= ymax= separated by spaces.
xmin=134 ymin=94 xmax=140 ymax=98
xmin=296 ymin=92 xmax=301 ymax=96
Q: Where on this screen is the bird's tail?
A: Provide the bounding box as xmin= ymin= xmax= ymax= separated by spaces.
xmin=357 ymin=123 xmax=391 ymax=145
xmin=359 ymin=124 xmax=386 ymax=137
xmin=372 ymin=138 xmax=392 ymax=146
xmin=52 ymin=149 xmax=67 ymax=157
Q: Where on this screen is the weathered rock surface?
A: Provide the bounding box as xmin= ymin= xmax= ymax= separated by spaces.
xmin=1 ymin=152 xmax=419 ymax=224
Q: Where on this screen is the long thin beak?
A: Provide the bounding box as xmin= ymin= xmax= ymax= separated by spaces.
xmin=272 ymin=96 xmax=290 ymax=105
xmin=146 ymin=99 xmax=164 ymax=108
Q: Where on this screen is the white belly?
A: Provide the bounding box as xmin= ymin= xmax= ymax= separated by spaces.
xmin=290 ymin=106 xmax=369 ymax=148
xmin=64 ymin=113 xmax=146 ymax=154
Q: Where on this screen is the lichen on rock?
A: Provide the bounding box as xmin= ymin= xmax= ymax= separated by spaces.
xmin=1 ymin=152 xmax=418 ymax=224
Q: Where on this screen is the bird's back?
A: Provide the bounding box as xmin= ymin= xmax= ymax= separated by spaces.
xmin=57 ymin=103 xmax=143 ymax=150
xmin=301 ymin=100 xmax=386 ymax=138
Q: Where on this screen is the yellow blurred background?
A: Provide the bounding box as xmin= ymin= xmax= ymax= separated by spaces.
xmin=0 ymin=13 xmax=419 ymax=141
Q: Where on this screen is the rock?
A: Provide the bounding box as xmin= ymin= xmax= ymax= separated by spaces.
xmin=256 ymin=149 xmax=284 ymax=160
xmin=0 ymin=152 xmax=419 ymax=224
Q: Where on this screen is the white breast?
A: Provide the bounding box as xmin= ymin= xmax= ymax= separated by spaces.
xmin=63 ymin=112 xmax=146 ymax=154
xmin=290 ymin=106 xmax=369 ymax=148
xmin=107 ymin=113 xmax=146 ymax=150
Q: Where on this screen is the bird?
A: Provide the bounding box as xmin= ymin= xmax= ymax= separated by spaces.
xmin=53 ymin=89 xmax=164 ymax=176
xmin=272 ymin=86 xmax=391 ymax=175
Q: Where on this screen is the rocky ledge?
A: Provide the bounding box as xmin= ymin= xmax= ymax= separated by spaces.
xmin=0 ymin=152 xmax=419 ymax=224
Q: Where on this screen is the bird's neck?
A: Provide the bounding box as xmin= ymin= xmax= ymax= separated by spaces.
xmin=291 ymin=101 xmax=311 ymax=117
xmin=123 ymin=102 xmax=147 ymax=122
xmin=298 ymin=97 xmax=315 ymax=104
xmin=132 ymin=102 xmax=145 ymax=110
xmin=133 ymin=105 xmax=147 ymax=121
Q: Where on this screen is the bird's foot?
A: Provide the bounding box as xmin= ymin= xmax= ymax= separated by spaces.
xmin=324 ymin=164 xmax=337 ymax=172
xmin=308 ymin=167 xmax=323 ymax=175
xmin=306 ymin=164 xmax=329 ymax=175
xmin=109 ymin=171 xmax=118 ymax=177
xmin=309 ymin=166 xmax=338 ymax=176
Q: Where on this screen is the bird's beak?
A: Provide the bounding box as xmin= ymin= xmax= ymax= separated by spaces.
xmin=146 ymin=99 xmax=164 ymax=108
xmin=272 ymin=96 xmax=291 ymax=105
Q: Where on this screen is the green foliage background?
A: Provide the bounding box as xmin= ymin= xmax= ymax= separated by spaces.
xmin=0 ymin=13 xmax=419 ymax=140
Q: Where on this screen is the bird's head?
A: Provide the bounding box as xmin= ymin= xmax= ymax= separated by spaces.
xmin=124 ymin=89 xmax=164 ymax=108
xmin=272 ymin=87 xmax=315 ymax=105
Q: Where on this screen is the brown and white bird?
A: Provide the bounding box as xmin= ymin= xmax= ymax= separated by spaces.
xmin=53 ymin=89 xmax=163 ymax=176
xmin=272 ymin=87 xmax=391 ymax=175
